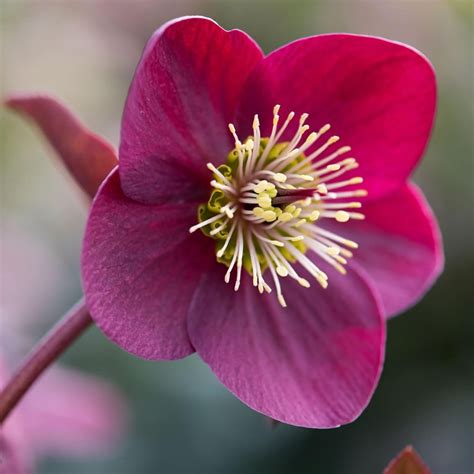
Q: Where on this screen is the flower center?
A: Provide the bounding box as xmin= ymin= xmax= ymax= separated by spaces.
xmin=189 ymin=105 xmax=366 ymax=307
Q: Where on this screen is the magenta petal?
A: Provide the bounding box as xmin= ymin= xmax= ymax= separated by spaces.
xmin=239 ymin=34 xmax=436 ymax=200
xmin=5 ymin=94 xmax=118 ymax=198
xmin=188 ymin=265 xmax=384 ymax=428
xmin=343 ymin=183 xmax=444 ymax=317
xmin=119 ymin=16 xmax=263 ymax=203
xmin=81 ymin=169 xmax=214 ymax=360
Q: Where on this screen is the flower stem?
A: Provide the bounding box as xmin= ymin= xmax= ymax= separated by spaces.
xmin=0 ymin=298 xmax=92 ymax=423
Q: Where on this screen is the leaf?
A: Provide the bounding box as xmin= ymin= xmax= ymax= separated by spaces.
xmin=5 ymin=93 xmax=118 ymax=198
xmin=383 ymin=445 xmax=431 ymax=474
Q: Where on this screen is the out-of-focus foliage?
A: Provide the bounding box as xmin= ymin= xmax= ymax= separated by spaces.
xmin=1 ymin=1 xmax=472 ymax=473
xmin=383 ymin=446 xmax=431 ymax=474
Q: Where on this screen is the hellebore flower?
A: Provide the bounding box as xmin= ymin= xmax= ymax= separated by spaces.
xmin=81 ymin=17 xmax=443 ymax=428
xmin=0 ymin=356 xmax=126 ymax=474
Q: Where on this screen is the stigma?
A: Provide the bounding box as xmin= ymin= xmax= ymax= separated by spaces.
xmin=189 ymin=105 xmax=366 ymax=307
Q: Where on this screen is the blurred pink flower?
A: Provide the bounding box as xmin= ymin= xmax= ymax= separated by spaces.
xmin=0 ymin=223 xmax=127 ymax=473
xmin=0 ymin=220 xmax=67 ymax=351
xmin=0 ymin=356 xmax=127 ymax=473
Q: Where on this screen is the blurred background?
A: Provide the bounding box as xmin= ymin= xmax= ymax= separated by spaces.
xmin=0 ymin=0 xmax=472 ymax=473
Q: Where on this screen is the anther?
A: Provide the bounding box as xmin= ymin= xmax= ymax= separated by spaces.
xmin=316 ymin=184 xmax=328 ymax=194
xmin=276 ymin=266 xmax=289 ymax=277
xmin=273 ymin=173 xmax=287 ymax=182
xmin=298 ymin=278 xmax=311 ymax=288
xmin=335 ymin=211 xmax=350 ymax=222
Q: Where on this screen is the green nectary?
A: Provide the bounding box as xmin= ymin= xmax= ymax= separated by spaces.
xmin=197 ymin=138 xmax=311 ymax=274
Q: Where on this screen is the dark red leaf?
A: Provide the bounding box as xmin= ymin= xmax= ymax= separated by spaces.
xmin=5 ymin=93 xmax=118 ymax=198
xmin=383 ymin=446 xmax=431 ymax=474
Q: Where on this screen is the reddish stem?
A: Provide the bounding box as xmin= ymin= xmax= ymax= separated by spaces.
xmin=0 ymin=298 xmax=93 ymax=423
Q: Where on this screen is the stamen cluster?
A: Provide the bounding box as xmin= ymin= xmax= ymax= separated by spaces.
xmin=190 ymin=105 xmax=367 ymax=307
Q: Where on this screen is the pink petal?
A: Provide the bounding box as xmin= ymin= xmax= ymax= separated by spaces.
xmin=239 ymin=34 xmax=436 ymax=200
xmin=81 ymin=169 xmax=214 ymax=360
xmin=19 ymin=366 xmax=127 ymax=457
xmin=188 ymin=264 xmax=385 ymax=428
xmin=5 ymin=94 xmax=118 ymax=198
xmin=119 ymin=16 xmax=263 ymax=204
xmin=343 ymin=183 xmax=443 ymax=317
